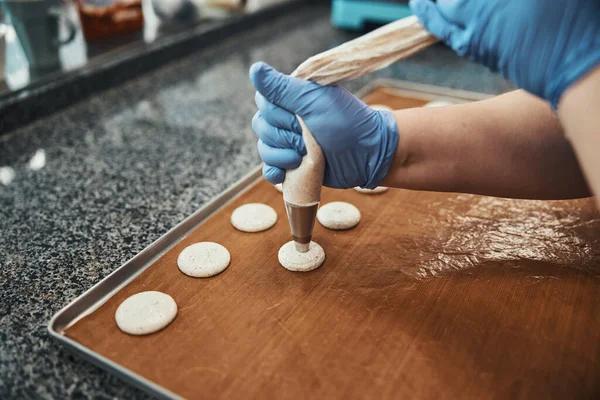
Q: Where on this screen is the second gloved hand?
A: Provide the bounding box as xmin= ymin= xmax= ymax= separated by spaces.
xmin=409 ymin=0 xmax=600 ymax=108
xmin=249 ymin=62 xmax=399 ymax=189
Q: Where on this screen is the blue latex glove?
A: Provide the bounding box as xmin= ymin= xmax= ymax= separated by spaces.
xmin=409 ymin=0 xmax=600 ymax=108
xmin=249 ymin=62 xmax=399 ymax=189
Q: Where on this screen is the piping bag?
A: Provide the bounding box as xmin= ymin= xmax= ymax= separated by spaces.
xmin=282 ymin=16 xmax=438 ymax=253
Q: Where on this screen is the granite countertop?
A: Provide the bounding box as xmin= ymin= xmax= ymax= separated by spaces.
xmin=0 ymin=4 xmax=512 ymax=399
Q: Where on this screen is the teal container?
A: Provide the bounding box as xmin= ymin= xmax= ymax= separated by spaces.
xmin=331 ymin=0 xmax=413 ymax=30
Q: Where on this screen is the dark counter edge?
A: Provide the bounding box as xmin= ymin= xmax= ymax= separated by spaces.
xmin=0 ymin=0 xmax=320 ymax=136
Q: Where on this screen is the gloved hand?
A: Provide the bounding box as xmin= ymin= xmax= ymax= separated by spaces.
xmin=249 ymin=62 xmax=399 ymax=189
xmin=409 ymin=0 xmax=600 ymax=108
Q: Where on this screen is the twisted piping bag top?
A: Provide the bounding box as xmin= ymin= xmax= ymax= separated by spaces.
xmin=282 ymin=15 xmax=437 ymax=206
xmin=280 ymin=15 xmax=437 ymax=252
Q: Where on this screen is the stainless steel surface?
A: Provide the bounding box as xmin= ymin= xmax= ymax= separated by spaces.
xmin=48 ymin=80 xmax=492 ymax=399
xmin=285 ymin=201 xmax=319 ymax=253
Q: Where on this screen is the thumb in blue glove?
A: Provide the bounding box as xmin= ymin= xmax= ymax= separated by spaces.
xmin=249 ymin=62 xmax=399 ymax=189
xmin=409 ymin=0 xmax=600 ymax=108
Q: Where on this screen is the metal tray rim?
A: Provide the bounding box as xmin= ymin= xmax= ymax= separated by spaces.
xmin=354 ymin=78 xmax=495 ymax=102
xmin=48 ymin=164 xmax=264 ymax=399
xmin=48 ymin=332 xmax=184 ymax=400
xmin=49 ymin=164 xmax=263 ymax=332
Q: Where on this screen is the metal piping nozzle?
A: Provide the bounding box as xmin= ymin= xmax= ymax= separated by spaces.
xmin=284 ymin=201 xmax=319 ymax=253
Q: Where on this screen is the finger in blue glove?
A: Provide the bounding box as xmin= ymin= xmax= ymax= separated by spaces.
xmin=249 ymin=62 xmax=399 ymax=189
xmin=262 ymin=163 xmax=285 ymax=185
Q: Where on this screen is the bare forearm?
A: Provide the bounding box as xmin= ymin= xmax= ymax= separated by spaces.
xmin=382 ymin=90 xmax=591 ymax=199
xmin=558 ymin=66 xmax=600 ymax=206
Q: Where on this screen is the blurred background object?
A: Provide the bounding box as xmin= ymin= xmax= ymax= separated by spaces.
xmin=151 ymin=0 xmax=195 ymax=21
xmin=3 ymin=19 xmax=30 ymax=90
xmin=331 ymin=0 xmax=411 ymax=30
xmin=245 ymin=0 xmax=286 ymax=13
xmin=150 ymin=0 xmax=246 ymax=24
xmin=197 ymin=0 xmax=247 ymax=19
xmin=2 ymin=0 xmax=77 ymax=78
xmin=0 ymin=0 xmax=286 ymax=97
xmin=77 ymin=0 xmax=144 ymax=43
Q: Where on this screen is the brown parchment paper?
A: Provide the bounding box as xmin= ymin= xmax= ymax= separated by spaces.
xmin=66 ymin=90 xmax=600 ymax=400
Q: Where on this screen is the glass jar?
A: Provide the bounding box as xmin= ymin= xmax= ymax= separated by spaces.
xmin=77 ymin=0 xmax=144 ymax=43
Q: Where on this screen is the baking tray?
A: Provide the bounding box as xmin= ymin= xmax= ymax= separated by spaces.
xmin=49 ymin=81 xmax=600 ymax=399
xmin=48 ymin=165 xmax=263 ymax=399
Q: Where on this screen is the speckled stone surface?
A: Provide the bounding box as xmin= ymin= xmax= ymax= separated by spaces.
xmin=0 ymin=4 xmax=512 ymax=399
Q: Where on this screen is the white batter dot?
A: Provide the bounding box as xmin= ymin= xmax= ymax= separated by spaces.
xmin=317 ymin=201 xmax=361 ymax=230
xmin=231 ymin=203 xmax=277 ymax=232
xmin=177 ymin=242 xmax=231 ymax=278
xmin=274 ymin=183 xmax=283 ymax=193
xmin=354 ymin=186 xmax=389 ymax=194
xmin=115 ymin=291 xmax=178 ymax=336
xmin=278 ymin=241 xmax=325 ymax=272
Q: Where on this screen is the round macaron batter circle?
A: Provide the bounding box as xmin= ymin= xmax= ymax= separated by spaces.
xmin=230 ymin=203 xmax=278 ymax=233
xmin=115 ymin=291 xmax=178 ymax=335
xmin=317 ymin=201 xmax=361 ymax=230
xmin=177 ymin=242 xmax=231 ymax=278
xmin=354 ymin=186 xmax=389 ymax=194
xmin=278 ymin=241 xmax=326 ymax=272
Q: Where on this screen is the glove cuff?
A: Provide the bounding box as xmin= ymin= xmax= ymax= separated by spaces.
xmin=364 ymin=110 xmax=399 ymax=189
xmin=549 ymin=51 xmax=600 ymax=109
